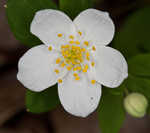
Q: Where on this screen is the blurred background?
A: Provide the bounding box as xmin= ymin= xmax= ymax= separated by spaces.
xmin=0 ymin=0 xmax=150 ymax=132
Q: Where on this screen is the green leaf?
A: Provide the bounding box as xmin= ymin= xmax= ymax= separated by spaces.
xmin=113 ymin=7 xmax=150 ymax=59
xmin=26 ymin=84 xmax=60 ymax=113
xmin=6 ymin=0 xmax=57 ymax=47
xmin=125 ymin=75 xmax=150 ymax=101
xmin=98 ymin=88 xmax=125 ymax=133
xmin=121 ymin=54 xmax=150 ymax=115
xmin=128 ymin=54 xmax=150 ymax=77
xmin=59 ymin=0 xmax=94 ymax=19
xmin=105 ymin=82 xmax=126 ymax=96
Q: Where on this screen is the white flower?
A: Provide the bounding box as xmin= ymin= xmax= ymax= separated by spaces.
xmin=17 ymin=9 xmax=128 ymax=117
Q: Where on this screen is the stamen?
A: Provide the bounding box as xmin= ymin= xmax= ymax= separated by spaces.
xmin=73 ymin=67 xmax=77 ymax=71
xmin=73 ymin=73 xmax=78 ymax=77
xmin=67 ymin=65 xmax=72 ymax=71
xmin=57 ymin=33 xmax=63 ymax=37
xmin=69 ymin=35 xmax=74 ymax=40
xmin=60 ymin=62 xmax=66 ymax=67
xmin=84 ymin=41 xmax=89 ymax=46
xmin=75 ymin=40 xmax=80 ymax=45
xmin=61 ymin=45 xmax=66 ymax=49
xmin=91 ymin=80 xmax=96 ymax=84
xmin=86 ymin=57 xmax=90 ymax=61
xmin=69 ymin=40 xmax=74 ymax=44
xmin=48 ymin=46 xmax=52 ymax=51
xmin=76 ymin=66 xmax=82 ymax=71
xmin=86 ymin=52 xmax=90 ymax=61
xmin=60 ymin=39 xmax=92 ymax=76
xmin=81 ymin=48 xmax=86 ymax=52
xmin=75 ymin=76 xmax=80 ymax=80
xmin=54 ymin=69 xmax=59 ymax=74
xmin=73 ymin=66 xmax=82 ymax=71
xmin=86 ymin=51 xmax=90 ymax=57
xmin=73 ymin=73 xmax=80 ymax=80
xmin=91 ymin=62 xmax=95 ymax=67
xmin=78 ymin=31 xmax=82 ymax=36
xmin=58 ymin=79 xmax=62 ymax=83
xmin=56 ymin=58 xmax=61 ymax=64
xmin=65 ymin=45 xmax=70 ymax=48
xmin=83 ymin=64 xmax=88 ymax=73
xmin=92 ymin=46 xmax=96 ymax=51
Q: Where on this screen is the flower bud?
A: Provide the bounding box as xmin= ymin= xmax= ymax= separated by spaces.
xmin=124 ymin=93 xmax=148 ymax=118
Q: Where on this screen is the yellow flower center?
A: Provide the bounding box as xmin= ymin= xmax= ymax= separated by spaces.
xmin=58 ymin=79 xmax=62 ymax=83
xmin=61 ymin=45 xmax=84 ymax=67
xmin=91 ymin=80 xmax=96 ymax=84
xmin=49 ymin=33 xmax=97 ymax=84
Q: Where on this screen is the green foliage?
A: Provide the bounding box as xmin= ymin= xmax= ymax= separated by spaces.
xmin=98 ymin=88 xmax=125 ymax=133
xmin=59 ymin=0 xmax=94 ymax=19
xmin=6 ymin=0 xmax=57 ymax=47
xmin=128 ymin=54 xmax=150 ymax=77
xmin=123 ymin=54 xmax=150 ymax=114
xmin=125 ymin=75 xmax=150 ymax=101
xmin=26 ymin=84 xmax=60 ymax=113
xmin=125 ymin=54 xmax=150 ymax=99
xmin=106 ymin=83 xmax=126 ymax=96
xmin=113 ymin=7 xmax=150 ymax=59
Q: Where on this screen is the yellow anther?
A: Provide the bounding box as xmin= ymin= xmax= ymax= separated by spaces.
xmin=75 ymin=76 xmax=80 ymax=81
xmin=56 ymin=58 xmax=61 ymax=64
xmin=65 ymin=45 xmax=70 ymax=49
xmin=69 ymin=40 xmax=74 ymax=44
xmin=58 ymin=79 xmax=62 ymax=83
xmin=71 ymin=45 xmax=75 ymax=49
xmin=86 ymin=52 xmax=90 ymax=61
xmin=60 ymin=38 xmax=90 ymax=70
xmin=81 ymin=48 xmax=86 ymax=52
xmin=86 ymin=51 xmax=90 ymax=57
xmin=84 ymin=41 xmax=89 ymax=46
xmin=67 ymin=65 xmax=72 ymax=71
xmin=80 ymin=59 xmax=84 ymax=63
xmin=78 ymin=31 xmax=82 ymax=36
xmin=75 ymin=40 xmax=80 ymax=45
xmin=83 ymin=64 xmax=88 ymax=73
xmin=91 ymin=80 xmax=96 ymax=84
xmin=61 ymin=45 xmax=66 ymax=49
xmin=91 ymin=62 xmax=95 ymax=67
xmin=73 ymin=67 xmax=77 ymax=71
xmin=71 ymin=60 xmax=77 ymax=65
xmin=69 ymin=35 xmax=74 ymax=40
xmin=60 ymin=62 xmax=66 ymax=67
xmin=86 ymin=57 xmax=90 ymax=61
xmin=73 ymin=73 xmax=78 ymax=77
xmin=77 ymin=66 xmax=82 ymax=71
xmin=92 ymin=46 xmax=96 ymax=51
xmin=73 ymin=66 xmax=81 ymax=71
xmin=54 ymin=69 xmax=59 ymax=74
xmin=48 ymin=46 xmax=52 ymax=51
xmin=66 ymin=59 xmax=70 ymax=64
xmin=57 ymin=33 xmax=63 ymax=37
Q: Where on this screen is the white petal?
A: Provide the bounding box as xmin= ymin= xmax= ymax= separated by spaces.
xmin=73 ymin=9 xmax=115 ymax=46
xmin=58 ymin=72 xmax=101 ymax=117
xmin=31 ymin=9 xmax=76 ymax=48
xmin=17 ymin=45 xmax=67 ymax=92
xmin=89 ymin=46 xmax=128 ymax=88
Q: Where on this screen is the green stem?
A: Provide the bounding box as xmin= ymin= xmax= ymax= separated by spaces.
xmin=124 ymin=88 xmax=129 ymax=96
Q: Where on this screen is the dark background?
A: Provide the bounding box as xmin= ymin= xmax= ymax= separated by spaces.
xmin=0 ymin=0 xmax=150 ymax=132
